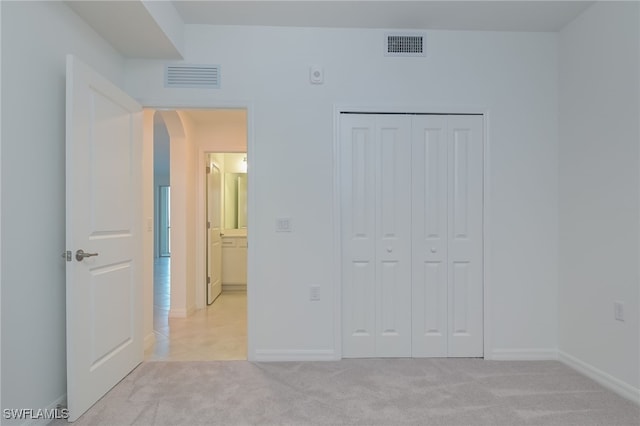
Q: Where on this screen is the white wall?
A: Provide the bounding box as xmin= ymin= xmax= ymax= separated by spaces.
xmin=183 ymin=113 xmax=197 ymax=316
xmin=192 ymin=110 xmax=247 ymax=152
xmin=1 ymin=0 xmax=125 ymax=421
xmin=559 ymin=1 xmax=640 ymax=399
xmin=159 ymin=110 xmax=198 ymax=318
xmin=142 ymin=110 xmax=155 ymax=351
xmin=126 ymin=25 xmax=559 ymax=360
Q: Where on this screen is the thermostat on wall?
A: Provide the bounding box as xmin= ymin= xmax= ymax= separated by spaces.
xmin=309 ymin=66 xmax=324 ymax=84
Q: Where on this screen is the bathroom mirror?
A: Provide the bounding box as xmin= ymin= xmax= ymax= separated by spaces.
xmin=224 ymin=172 xmax=247 ymax=229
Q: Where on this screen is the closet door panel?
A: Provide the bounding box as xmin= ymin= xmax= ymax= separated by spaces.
xmin=447 ymin=115 xmax=483 ymax=357
xmin=341 ymin=114 xmax=377 ymax=357
xmin=411 ymin=116 xmax=448 ymax=357
xmin=375 ymin=116 xmax=412 ymax=357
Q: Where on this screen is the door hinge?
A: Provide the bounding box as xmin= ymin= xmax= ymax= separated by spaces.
xmin=207 ymin=221 xmax=211 ymax=229
xmin=61 ymin=250 xmax=72 ymax=262
xmin=207 ymin=276 xmax=211 ymax=284
xmin=206 ymin=166 xmax=211 ymax=174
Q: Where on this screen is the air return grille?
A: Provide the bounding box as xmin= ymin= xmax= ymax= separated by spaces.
xmin=165 ymin=64 xmax=220 ymax=88
xmin=385 ymin=34 xmax=426 ymax=57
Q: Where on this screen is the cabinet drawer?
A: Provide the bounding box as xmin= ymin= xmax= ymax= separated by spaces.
xmin=221 ymin=238 xmax=237 ymax=248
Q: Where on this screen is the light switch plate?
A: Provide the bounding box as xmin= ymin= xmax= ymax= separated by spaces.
xmin=276 ymin=217 xmax=292 ymax=232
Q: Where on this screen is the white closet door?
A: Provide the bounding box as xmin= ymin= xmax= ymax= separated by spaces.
xmin=375 ymin=115 xmax=412 ymax=357
xmin=411 ymin=116 xmax=449 ymax=357
xmin=447 ymin=115 xmax=483 ymax=357
xmin=341 ymin=114 xmax=376 ymax=357
xmin=341 ymin=114 xmax=412 ymax=358
xmin=341 ymin=113 xmax=482 ymax=359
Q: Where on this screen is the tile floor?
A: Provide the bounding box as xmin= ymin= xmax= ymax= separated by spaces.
xmin=144 ymin=257 xmax=247 ymax=361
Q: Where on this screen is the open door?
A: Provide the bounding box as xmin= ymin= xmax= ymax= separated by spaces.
xmin=207 ymin=162 xmax=222 ymax=304
xmin=65 ymin=55 xmax=143 ymax=421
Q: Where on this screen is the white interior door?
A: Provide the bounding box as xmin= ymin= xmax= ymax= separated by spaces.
xmin=341 ymin=114 xmax=412 ymax=358
xmin=65 ymin=55 xmax=143 ymax=421
xmin=207 ymin=162 xmax=222 ymax=304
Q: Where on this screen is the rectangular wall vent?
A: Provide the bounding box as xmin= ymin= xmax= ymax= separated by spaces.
xmin=165 ymin=64 xmax=220 ymax=88
xmin=385 ymin=34 xmax=426 ymax=57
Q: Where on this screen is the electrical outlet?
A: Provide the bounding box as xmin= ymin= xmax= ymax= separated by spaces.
xmin=614 ymin=301 xmax=625 ymax=322
xmin=310 ymin=286 xmax=321 ymax=301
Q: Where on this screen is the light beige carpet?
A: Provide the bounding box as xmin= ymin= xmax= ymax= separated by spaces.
xmin=52 ymin=359 xmax=639 ymax=425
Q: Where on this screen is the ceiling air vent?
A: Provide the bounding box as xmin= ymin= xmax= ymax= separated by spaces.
xmin=165 ymin=64 xmax=220 ymax=89
xmin=385 ymin=34 xmax=426 ymax=57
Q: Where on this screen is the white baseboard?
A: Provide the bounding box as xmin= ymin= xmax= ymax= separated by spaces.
xmin=18 ymin=394 xmax=67 ymax=426
xmin=222 ymin=283 xmax=247 ymax=292
xmin=144 ymin=332 xmax=156 ymax=351
xmin=168 ymin=306 xmax=195 ymax=318
xmin=489 ymin=348 xmax=558 ymax=361
xmin=168 ymin=308 xmax=187 ymax=318
xmin=558 ymin=350 xmax=640 ymax=405
xmin=254 ymin=349 xmax=338 ymax=362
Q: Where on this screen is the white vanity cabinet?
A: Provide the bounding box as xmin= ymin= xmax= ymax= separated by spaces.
xmin=221 ymin=233 xmax=247 ymax=291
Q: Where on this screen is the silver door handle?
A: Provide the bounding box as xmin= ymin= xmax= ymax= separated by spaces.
xmin=75 ymin=249 xmax=98 ymax=262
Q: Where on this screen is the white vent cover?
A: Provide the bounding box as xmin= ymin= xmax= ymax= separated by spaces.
xmin=165 ymin=64 xmax=220 ymax=88
xmin=385 ymin=34 xmax=426 ymax=57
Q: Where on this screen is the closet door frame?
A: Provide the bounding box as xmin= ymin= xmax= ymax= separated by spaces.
xmin=332 ymin=104 xmax=492 ymax=359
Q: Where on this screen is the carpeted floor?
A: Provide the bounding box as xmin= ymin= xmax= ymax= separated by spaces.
xmin=51 ymin=359 xmax=639 ymax=426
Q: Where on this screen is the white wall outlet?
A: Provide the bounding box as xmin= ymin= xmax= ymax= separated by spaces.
xmin=309 ymin=66 xmax=324 ymax=84
xmin=614 ymin=301 xmax=625 ymax=322
xmin=310 ymin=286 xmax=321 ymax=301
xmin=276 ymin=217 xmax=292 ymax=232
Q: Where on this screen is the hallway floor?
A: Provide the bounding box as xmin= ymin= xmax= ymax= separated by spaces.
xmin=144 ymin=257 xmax=247 ymax=361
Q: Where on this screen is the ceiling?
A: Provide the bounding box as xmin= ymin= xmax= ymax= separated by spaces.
xmin=172 ymin=1 xmax=594 ymax=32
xmin=67 ymin=1 xmax=594 ymax=59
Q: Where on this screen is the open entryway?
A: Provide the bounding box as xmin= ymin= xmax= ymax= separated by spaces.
xmin=145 ymin=109 xmax=248 ymax=361
xmin=340 ymin=112 xmax=484 ymax=358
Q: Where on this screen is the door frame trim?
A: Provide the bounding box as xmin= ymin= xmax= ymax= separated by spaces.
xmin=332 ymin=104 xmax=492 ymax=359
xmin=139 ymin=98 xmax=255 ymax=361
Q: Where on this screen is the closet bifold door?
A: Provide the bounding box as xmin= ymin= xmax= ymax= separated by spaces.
xmin=411 ymin=114 xmax=484 ymax=358
xmin=446 ymin=115 xmax=483 ymax=357
xmin=341 ymin=114 xmax=412 ymax=358
xmin=411 ymin=116 xmax=449 ymax=357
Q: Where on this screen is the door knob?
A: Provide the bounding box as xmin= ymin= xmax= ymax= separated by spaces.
xmin=430 ymin=247 xmax=437 ymax=253
xmin=75 ymin=249 xmax=99 ymax=262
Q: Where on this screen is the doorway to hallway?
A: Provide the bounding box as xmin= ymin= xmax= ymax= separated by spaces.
xmin=148 ymin=109 xmax=249 ymax=361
